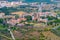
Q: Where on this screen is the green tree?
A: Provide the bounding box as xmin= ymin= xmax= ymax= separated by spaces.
xmin=0 ymin=18 xmax=4 ymax=23
xmin=25 ymin=15 xmax=32 ymax=21
xmin=1 ymin=7 xmax=10 ymax=15
xmin=47 ymin=16 xmax=56 ymax=20
xmin=15 ymin=15 xmax=19 ymax=19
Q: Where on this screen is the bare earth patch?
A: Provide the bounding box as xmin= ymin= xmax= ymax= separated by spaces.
xmin=42 ymin=31 xmax=60 ymax=40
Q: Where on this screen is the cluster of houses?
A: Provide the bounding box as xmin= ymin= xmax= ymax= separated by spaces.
xmin=0 ymin=10 xmax=59 ymax=26
xmin=0 ymin=1 xmax=30 ymax=8
xmin=7 ymin=11 xmax=57 ymax=25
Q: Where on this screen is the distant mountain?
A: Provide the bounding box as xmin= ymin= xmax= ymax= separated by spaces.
xmin=0 ymin=0 xmax=57 ymax=3
xmin=24 ymin=0 xmax=54 ymax=4
xmin=0 ymin=0 xmax=19 ymax=1
xmin=25 ymin=0 xmax=51 ymax=2
xmin=0 ymin=0 xmax=51 ymax=2
xmin=0 ymin=0 xmax=7 ymax=1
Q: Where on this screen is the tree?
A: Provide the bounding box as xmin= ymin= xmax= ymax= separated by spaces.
xmin=0 ymin=18 xmax=4 ymax=23
xmin=47 ymin=16 xmax=56 ymax=20
xmin=1 ymin=7 xmax=10 ymax=15
xmin=15 ymin=15 xmax=19 ymax=19
xmin=25 ymin=15 xmax=32 ymax=21
xmin=39 ymin=32 xmax=45 ymax=40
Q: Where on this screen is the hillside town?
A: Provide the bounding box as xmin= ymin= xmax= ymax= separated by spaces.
xmin=0 ymin=0 xmax=60 ymax=40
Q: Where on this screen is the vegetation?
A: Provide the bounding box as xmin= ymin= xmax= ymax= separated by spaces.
xmin=0 ymin=6 xmax=37 ymax=15
xmin=15 ymin=15 xmax=19 ymax=19
xmin=0 ymin=18 xmax=4 ymax=23
xmin=0 ymin=24 xmax=7 ymax=30
xmin=47 ymin=16 xmax=57 ymax=20
xmin=0 ymin=5 xmax=60 ymax=40
xmin=25 ymin=15 xmax=32 ymax=22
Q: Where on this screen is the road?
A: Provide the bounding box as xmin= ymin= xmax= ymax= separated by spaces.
xmin=8 ymin=29 xmax=15 ymax=40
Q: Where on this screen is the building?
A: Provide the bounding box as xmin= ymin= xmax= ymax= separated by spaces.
xmin=0 ymin=1 xmax=8 ymax=8
xmin=4 ymin=15 xmax=15 ymax=18
xmin=57 ymin=14 xmax=60 ymax=19
xmin=0 ymin=12 xmax=5 ymax=18
xmin=7 ymin=18 xmax=26 ymax=26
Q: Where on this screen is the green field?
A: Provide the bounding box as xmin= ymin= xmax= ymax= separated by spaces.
xmin=51 ymin=26 xmax=60 ymax=36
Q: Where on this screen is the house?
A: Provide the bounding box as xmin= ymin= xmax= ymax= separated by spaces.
xmin=0 ymin=12 xmax=5 ymax=18
xmin=57 ymin=14 xmax=60 ymax=19
xmin=7 ymin=18 xmax=27 ymax=26
xmin=7 ymin=19 xmax=17 ymax=26
xmin=31 ymin=12 xmax=51 ymax=23
xmin=4 ymin=15 xmax=15 ymax=18
xmin=17 ymin=23 xmax=25 ymax=27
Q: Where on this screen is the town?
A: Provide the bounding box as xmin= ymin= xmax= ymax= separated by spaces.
xmin=0 ymin=0 xmax=60 ymax=40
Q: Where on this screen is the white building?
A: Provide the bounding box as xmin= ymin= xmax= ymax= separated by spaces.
xmin=57 ymin=3 xmax=60 ymax=8
xmin=0 ymin=1 xmax=8 ymax=8
xmin=0 ymin=12 xmax=5 ymax=18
